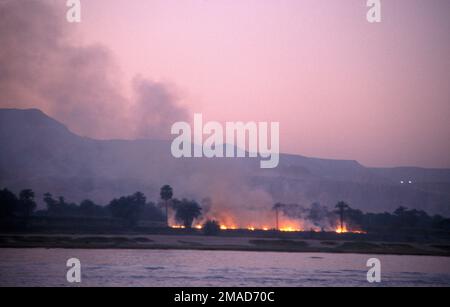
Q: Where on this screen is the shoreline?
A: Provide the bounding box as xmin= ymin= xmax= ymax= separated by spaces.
xmin=1 ymin=234 xmax=450 ymax=257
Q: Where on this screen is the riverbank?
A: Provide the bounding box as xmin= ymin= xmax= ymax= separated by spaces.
xmin=1 ymin=234 xmax=450 ymax=257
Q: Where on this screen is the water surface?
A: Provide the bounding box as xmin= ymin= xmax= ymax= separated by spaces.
xmin=0 ymin=248 xmax=449 ymax=287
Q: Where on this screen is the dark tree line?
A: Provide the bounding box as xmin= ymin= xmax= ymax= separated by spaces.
xmin=42 ymin=191 xmax=167 ymax=227
xmin=42 ymin=193 xmax=109 ymax=218
xmin=273 ymin=201 xmax=450 ymax=232
xmin=2 ymin=186 xmax=450 ymax=232
xmin=349 ymin=206 xmax=450 ymax=232
xmin=332 ymin=202 xmax=450 ymax=232
xmin=0 ymin=188 xmax=36 ymax=222
xmin=0 ymin=186 xmax=203 ymax=229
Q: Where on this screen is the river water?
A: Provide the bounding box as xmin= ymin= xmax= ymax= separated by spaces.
xmin=0 ymin=248 xmax=449 ymax=287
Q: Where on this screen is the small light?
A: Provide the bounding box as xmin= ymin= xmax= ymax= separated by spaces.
xmin=409 ymin=181 xmax=412 ymax=184
xmin=400 ymin=181 xmax=404 ymax=184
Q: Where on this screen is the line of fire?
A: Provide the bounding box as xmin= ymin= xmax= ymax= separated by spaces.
xmin=161 ymin=186 xmax=366 ymax=235
xmin=168 ymin=208 xmax=365 ymax=235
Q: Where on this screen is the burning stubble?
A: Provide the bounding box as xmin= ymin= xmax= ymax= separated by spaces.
xmin=168 ymin=199 xmax=364 ymax=234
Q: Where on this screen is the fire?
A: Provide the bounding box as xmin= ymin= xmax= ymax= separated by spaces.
xmin=279 ymin=226 xmax=301 ymax=232
xmin=335 ymin=225 xmax=348 ymax=234
xmin=171 ymin=225 xmax=186 ymax=229
xmin=170 ymin=219 xmax=365 ymax=234
xmin=220 ymin=224 xmax=237 ymax=230
xmin=335 ymin=224 xmax=367 ymax=234
xmin=200 ymin=209 xmax=294 ymax=232
xmin=202 ymin=212 xmax=305 ymax=232
xmin=278 ymin=217 xmax=303 ymax=232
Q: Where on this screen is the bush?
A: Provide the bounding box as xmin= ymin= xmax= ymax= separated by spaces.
xmin=203 ymin=220 xmax=221 ymax=236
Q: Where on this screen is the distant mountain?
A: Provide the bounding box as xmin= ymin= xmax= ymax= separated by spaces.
xmin=1 ymin=108 xmax=449 ymax=215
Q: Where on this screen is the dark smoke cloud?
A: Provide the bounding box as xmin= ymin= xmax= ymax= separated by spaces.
xmin=0 ymin=0 xmax=188 ymax=139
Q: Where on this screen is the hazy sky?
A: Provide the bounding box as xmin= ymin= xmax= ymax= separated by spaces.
xmin=2 ymin=0 xmax=450 ymax=168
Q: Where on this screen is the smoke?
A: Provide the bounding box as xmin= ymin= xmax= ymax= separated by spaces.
xmin=0 ymin=1 xmax=339 ymax=230
xmin=279 ymin=202 xmax=336 ymax=230
xmin=0 ymin=0 xmax=274 ymax=224
xmin=0 ymin=0 xmax=188 ymax=140
xmin=132 ymin=77 xmax=188 ymax=139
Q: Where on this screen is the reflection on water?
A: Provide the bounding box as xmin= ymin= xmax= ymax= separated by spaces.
xmin=0 ymin=248 xmax=449 ymax=287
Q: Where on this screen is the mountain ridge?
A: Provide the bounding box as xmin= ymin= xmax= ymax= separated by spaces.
xmin=1 ymin=108 xmax=449 ymax=215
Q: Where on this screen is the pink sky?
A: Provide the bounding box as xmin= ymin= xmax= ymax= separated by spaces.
xmin=70 ymin=0 xmax=449 ymax=167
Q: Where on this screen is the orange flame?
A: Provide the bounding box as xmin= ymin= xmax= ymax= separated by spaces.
xmin=335 ymin=225 xmax=348 ymax=234
xmin=278 ymin=216 xmax=303 ymax=232
xmin=171 ymin=225 xmax=186 ymax=229
xmin=336 ymin=224 xmax=367 ymax=234
xmin=220 ymin=224 xmax=237 ymax=230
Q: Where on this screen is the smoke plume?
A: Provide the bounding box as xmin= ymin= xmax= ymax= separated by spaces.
xmin=0 ymin=0 xmax=188 ymax=140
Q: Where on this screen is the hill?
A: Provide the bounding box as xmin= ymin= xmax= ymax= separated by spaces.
xmin=1 ymin=108 xmax=449 ymax=216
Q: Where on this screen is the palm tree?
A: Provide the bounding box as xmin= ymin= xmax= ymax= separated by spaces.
xmin=335 ymin=201 xmax=349 ymax=231
xmin=272 ymin=203 xmax=284 ymax=231
xmin=160 ymin=185 xmax=173 ymax=226
xmin=18 ymin=189 xmax=36 ymax=226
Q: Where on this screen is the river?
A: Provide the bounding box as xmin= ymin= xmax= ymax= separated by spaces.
xmin=1 ymin=248 xmax=449 ymax=287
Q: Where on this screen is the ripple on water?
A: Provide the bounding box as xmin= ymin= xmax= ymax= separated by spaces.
xmin=1 ymin=249 xmax=450 ymax=287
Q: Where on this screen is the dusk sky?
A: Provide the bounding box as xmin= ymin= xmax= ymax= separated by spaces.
xmin=1 ymin=0 xmax=449 ymax=168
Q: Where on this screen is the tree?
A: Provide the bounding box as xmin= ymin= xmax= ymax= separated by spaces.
xmin=335 ymin=201 xmax=350 ymax=230
xmin=160 ymin=185 xmax=173 ymax=226
xmin=394 ymin=206 xmax=422 ymax=228
xmin=203 ymin=220 xmax=220 ymax=236
xmin=394 ymin=206 xmax=408 ymax=217
xmin=43 ymin=193 xmax=58 ymax=216
xmin=133 ymin=192 xmax=147 ymax=207
xmin=434 ymin=216 xmax=450 ymax=231
xmin=44 ymin=195 xmax=78 ymax=217
xmin=345 ymin=207 xmax=364 ymax=230
xmin=17 ymin=189 xmax=36 ymax=222
xmin=79 ymin=199 xmax=106 ymax=217
xmin=173 ymin=199 xmax=202 ymax=228
xmin=108 ymin=192 xmax=146 ymax=227
xmin=272 ymin=203 xmax=284 ymax=230
xmin=141 ymin=202 xmax=165 ymax=222
xmin=0 ymin=188 xmax=18 ymax=218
